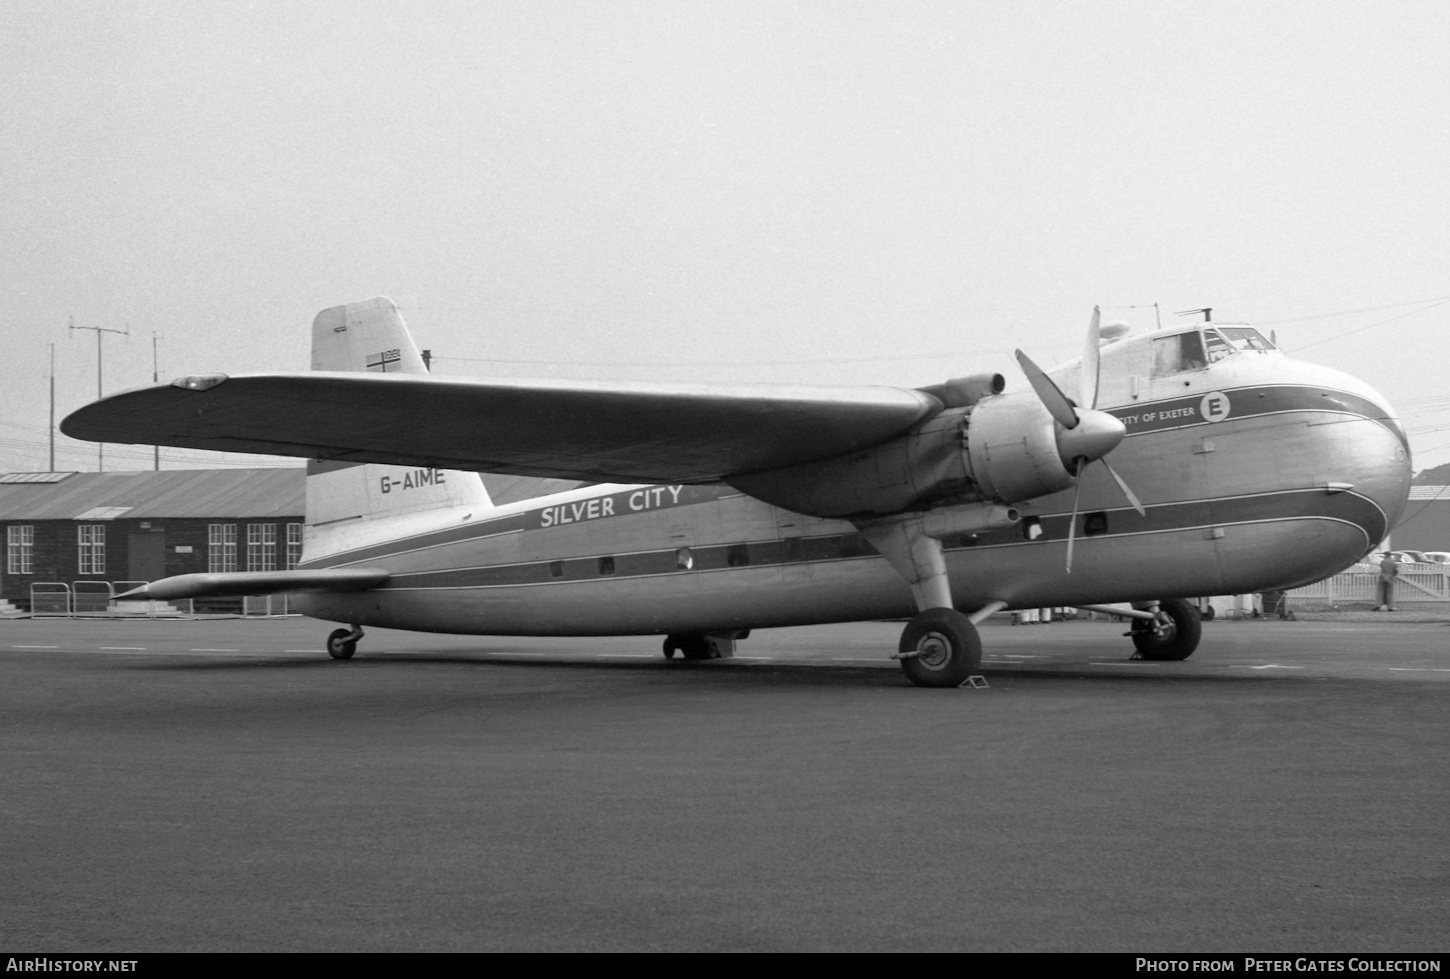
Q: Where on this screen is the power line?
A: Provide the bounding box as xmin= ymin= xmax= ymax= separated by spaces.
xmin=1286 ymin=299 xmax=1450 ymax=353
xmin=1256 ymin=293 xmax=1450 ymax=326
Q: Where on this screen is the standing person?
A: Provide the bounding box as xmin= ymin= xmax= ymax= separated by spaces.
xmin=1377 ymin=553 xmax=1400 ymax=611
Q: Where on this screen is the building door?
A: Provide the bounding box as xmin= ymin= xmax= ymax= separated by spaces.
xmin=128 ymin=532 xmax=166 ymax=582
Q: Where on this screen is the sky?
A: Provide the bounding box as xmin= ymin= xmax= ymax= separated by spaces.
xmin=2 ymin=0 xmax=1448 ymax=474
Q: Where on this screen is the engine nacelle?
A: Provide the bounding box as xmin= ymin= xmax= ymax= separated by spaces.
xmin=962 ymin=391 xmax=1076 ymax=503
xmin=728 ymin=390 xmax=1075 ymax=518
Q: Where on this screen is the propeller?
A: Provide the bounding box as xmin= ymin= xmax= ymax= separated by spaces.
xmin=1014 ymin=306 xmax=1146 ymax=572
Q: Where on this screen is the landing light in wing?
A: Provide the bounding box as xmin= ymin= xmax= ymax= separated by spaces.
xmin=171 ymin=374 xmax=229 ymax=391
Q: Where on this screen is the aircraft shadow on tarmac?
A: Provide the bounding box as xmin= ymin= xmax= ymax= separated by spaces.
xmin=119 ymin=651 xmax=1301 ymax=688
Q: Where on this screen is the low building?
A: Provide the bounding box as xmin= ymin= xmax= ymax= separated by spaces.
xmin=0 ymin=469 xmax=304 ymax=609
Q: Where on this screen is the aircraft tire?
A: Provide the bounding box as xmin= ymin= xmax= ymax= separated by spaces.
xmin=664 ymin=633 xmax=713 ymax=660
xmin=1132 ymin=598 xmax=1201 ymax=661
xmin=326 ymin=628 xmax=358 ymax=660
xmin=679 ymin=634 xmax=714 ymax=660
xmin=898 ymin=608 xmax=982 ymax=688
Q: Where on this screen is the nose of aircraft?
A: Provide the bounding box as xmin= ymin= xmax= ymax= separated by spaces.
xmin=1274 ymin=356 xmax=1412 ymax=534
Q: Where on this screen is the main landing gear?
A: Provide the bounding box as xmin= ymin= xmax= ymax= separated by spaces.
xmin=326 ymin=625 xmax=364 ymax=660
xmin=662 ymin=631 xmax=748 ymax=661
xmin=896 ymin=608 xmax=983 ymax=687
xmin=857 ymin=513 xmax=1000 ymax=688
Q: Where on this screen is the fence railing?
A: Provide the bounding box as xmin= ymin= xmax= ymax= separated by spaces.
xmin=1287 ymin=566 xmax=1450 ymax=604
xmin=242 ymin=594 xmax=296 ymax=617
xmin=29 ymin=582 xmax=71 ymax=616
xmin=23 ymin=581 xmax=194 ymax=617
xmin=72 ymin=580 xmax=113 ymax=614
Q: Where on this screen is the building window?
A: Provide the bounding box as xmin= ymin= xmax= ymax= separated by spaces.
xmin=77 ymin=524 xmax=105 ymax=575
xmin=208 ymin=523 xmax=237 ymax=573
xmin=6 ymin=525 xmax=34 ymax=574
xmin=246 ymin=523 xmax=277 ymax=571
xmin=285 ymin=523 xmax=303 ymax=570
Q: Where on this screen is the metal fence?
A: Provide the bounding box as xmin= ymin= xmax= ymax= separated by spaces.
xmin=29 ymin=582 xmax=71 ymax=616
xmin=26 ymin=580 xmax=193 ymax=617
xmin=242 ymin=594 xmax=296 ymax=617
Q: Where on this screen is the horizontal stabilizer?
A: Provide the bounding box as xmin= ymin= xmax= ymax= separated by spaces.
xmin=120 ymin=568 xmax=390 ymax=601
xmin=61 ymin=372 xmax=942 ymax=484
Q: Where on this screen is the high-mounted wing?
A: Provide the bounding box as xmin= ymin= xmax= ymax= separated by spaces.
xmin=62 ymin=373 xmax=943 ymax=483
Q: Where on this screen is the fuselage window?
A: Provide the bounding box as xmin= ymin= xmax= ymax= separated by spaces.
xmin=1022 ymin=516 xmax=1043 ymax=541
xmin=726 ymin=544 xmax=750 ymax=567
xmin=598 ymin=555 xmax=615 ymax=576
xmin=1151 ymin=331 xmax=1208 ymax=377
xmin=548 ymin=560 xmax=564 ymax=578
xmin=1084 ymin=512 xmax=1108 ymax=537
xmin=676 ymin=547 xmax=693 ymax=571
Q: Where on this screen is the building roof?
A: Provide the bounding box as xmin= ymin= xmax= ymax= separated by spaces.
xmin=0 ymin=469 xmax=305 ymax=520
xmin=1408 ymin=485 xmax=1450 ymax=501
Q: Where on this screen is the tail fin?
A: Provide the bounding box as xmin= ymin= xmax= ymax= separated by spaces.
xmin=305 ymin=298 xmax=493 ymax=553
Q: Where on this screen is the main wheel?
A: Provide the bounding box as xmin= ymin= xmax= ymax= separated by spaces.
xmin=664 ymin=633 xmax=713 ymax=660
xmin=326 ymin=628 xmax=357 ymax=660
xmin=1131 ymin=598 xmax=1201 ymax=661
xmin=898 ymin=608 xmax=982 ymax=688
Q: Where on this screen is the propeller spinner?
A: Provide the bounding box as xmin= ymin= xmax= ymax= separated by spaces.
xmin=1014 ymin=307 xmax=1145 ymax=572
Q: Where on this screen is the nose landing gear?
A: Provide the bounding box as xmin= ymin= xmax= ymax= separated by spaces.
xmin=1128 ymin=598 xmax=1201 ymax=661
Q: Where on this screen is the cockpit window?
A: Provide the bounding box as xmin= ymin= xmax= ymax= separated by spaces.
xmin=1150 ymin=331 xmax=1208 ymax=377
xmin=1216 ymin=326 xmax=1275 ymax=352
xmin=1204 ymin=329 xmax=1235 ymax=363
xmin=1205 ymin=327 xmax=1275 ymax=363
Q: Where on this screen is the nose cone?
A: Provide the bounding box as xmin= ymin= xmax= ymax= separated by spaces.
xmin=1275 ymin=357 xmax=1413 ymax=536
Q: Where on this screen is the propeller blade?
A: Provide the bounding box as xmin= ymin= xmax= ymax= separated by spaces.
xmin=1080 ymin=306 xmax=1102 ymax=410
xmin=1064 ymin=460 xmax=1085 ymax=573
xmin=1015 ymin=349 xmax=1079 ymax=430
xmin=1100 ymin=458 xmax=1147 ymax=516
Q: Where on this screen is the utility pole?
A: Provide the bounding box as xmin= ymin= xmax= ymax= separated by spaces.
xmin=48 ymin=343 xmax=56 ymax=472
xmin=69 ymin=319 xmax=129 ymax=471
xmin=152 ymin=332 xmax=162 ymax=470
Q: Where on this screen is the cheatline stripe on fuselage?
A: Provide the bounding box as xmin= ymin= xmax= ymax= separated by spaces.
xmin=372 ymin=488 xmax=1385 ymax=592
xmin=299 ymin=484 xmax=737 ymax=569
xmin=1106 ymin=383 xmax=1405 ymax=446
xmin=301 ymin=384 xmax=1394 ymax=571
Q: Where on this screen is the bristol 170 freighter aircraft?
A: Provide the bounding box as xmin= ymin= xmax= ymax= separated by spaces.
xmin=61 ymin=298 xmax=1411 ymax=686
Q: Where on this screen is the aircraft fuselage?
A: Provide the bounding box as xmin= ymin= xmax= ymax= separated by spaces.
xmin=296 ymin=344 xmax=1410 ymax=637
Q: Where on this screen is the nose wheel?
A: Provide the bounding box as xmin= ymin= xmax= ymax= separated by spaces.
xmin=1129 ymin=598 xmax=1201 ymax=661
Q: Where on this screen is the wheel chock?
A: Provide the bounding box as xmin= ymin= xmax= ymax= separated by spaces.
xmin=958 ymin=675 xmax=989 ymax=689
